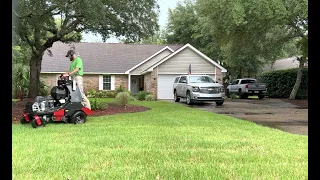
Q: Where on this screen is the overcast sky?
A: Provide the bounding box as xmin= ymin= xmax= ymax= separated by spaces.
xmin=81 ymin=0 xmax=181 ymax=43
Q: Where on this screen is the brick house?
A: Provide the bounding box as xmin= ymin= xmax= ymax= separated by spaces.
xmin=41 ymin=42 xmax=227 ymax=99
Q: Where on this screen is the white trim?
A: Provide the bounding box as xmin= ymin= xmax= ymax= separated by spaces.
xmin=128 ymin=75 xmax=131 ymax=91
xmin=124 ymin=46 xmax=174 ymax=74
xmin=98 ymin=75 xmax=103 ymax=90
xmin=141 ymin=43 xmax=227 ymax=74
xmin=111 ymin=75 xmax=115 ymax=90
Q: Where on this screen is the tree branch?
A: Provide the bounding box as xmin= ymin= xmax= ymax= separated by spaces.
xmin=40 ymin=34 xmax=62 ymax=53
xmin=44 ymin=27 xmax=58 ymax=35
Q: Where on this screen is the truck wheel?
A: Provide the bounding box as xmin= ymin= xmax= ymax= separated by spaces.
xmin=70 ymin=111 xmax=87 ymax=124
xmin=174 ymin=91 xmax=180 ymax=102
xmin=31 ymin=117 xmax=45 ymax=128
xmin=258 ymin=95 xmax=264 ymax=99
xmin=242 ymin=94 xmax=248 ymax=99
xmin=238 ymin=89 xmax=244 ymax=99
xmin=186 ymin=92 xmax=193 ymax=105
xmin=216 ymin=101 xmax=224 ymax=106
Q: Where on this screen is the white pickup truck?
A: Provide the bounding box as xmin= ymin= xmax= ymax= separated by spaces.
xmin=226 ymin=78 xmax=267 ymax=99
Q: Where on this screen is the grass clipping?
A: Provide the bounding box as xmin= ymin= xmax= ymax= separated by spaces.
xmin=115 ymin=92 xmax=131 ymax=109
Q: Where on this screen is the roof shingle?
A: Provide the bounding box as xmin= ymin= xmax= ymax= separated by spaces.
xmin=41 ymin=41 xmax=183 ymax=73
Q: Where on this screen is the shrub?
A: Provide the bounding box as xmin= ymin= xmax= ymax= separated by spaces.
xmin=87 ymin=89 xmax=97 ymax=98
xmin=38 ymin=79 xmax=50 ymax=96
xmin=116 ymin=85 xmax=125 ymax=93
xmin=257 ymin=68 xmax=308 ymax=99
xmin=115 ymin=92 xmax=131 ymax=107
xmin=89 ymin=98 xmax=108 ymax=110
xmin=136 ymin=91 xmax=150 ymax=101
xmin=92 ymin=90 xmax=117 ymax=98
xmin=145 ymin=94 xmax=155 ymax=101
xmin=230 ymin=93 xmax=238 ymax=99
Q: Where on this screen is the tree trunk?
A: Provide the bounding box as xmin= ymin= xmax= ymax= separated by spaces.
xmin=289 ymin=57 xmax=305 ymax=100
xmin=27 ymin=52 xmax=44 ymax=98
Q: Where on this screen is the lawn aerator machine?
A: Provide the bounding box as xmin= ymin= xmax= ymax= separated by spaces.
xmin=20 ymin=74 xmax=93 ymax=128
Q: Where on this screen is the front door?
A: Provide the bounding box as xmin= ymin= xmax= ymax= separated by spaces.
xmin=131 ymin=76 xmax=139 ymax=95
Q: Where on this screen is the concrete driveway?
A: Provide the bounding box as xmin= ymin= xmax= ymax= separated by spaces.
xmin=167 ymin=98 xmax=308 ymax=136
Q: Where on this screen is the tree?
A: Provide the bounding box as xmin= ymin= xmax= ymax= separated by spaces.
xmin=196 ymin=0 xmax=307 ymax=98
xmin=13 ymin=0 xmax=159 ymax=98
xmin=165 ymin=0 xmax=221 ymax=65
xmin=166 ymin=0 xmax=198 ymax=46
xmin=138 ymin=28 xmax=168 ymax=44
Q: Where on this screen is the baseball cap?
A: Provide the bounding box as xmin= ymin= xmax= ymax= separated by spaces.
xmin=65 ymin=50 xmax=75 ymax=57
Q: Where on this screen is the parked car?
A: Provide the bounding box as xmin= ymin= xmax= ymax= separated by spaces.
xmin=226 ymin=78 xmax=267 ymax=99
xmin=173 ymin=75 xmax=225 ymax=105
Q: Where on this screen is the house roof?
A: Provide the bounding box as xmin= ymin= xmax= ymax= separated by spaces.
xmin=41 ymin=41 xmax=183 ymax=74
xmin=262 ymin=56 xmax=308 ymax=71
xmin=141 ymin=43 xmax=227 ymax=74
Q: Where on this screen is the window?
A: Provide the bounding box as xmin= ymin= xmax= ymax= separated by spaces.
xmin=232 ymin=80 xmax=239 ymax=85
xmin=189 ymin=76 xmax=215 ymax=83
xmin=174 ymin=77 xmax=180 ymax=83
xmin=179 ymin=76 xmax=187 ymax=83
xmin=241 ymin=79 xmax=256 ymax=84
xmin=103 ymin=75 xmax=111 ymax=90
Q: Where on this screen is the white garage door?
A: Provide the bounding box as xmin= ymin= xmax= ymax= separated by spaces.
xmin=157 ymin=74 xmax=179 ymax=99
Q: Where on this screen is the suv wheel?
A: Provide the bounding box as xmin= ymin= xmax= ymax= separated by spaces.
xmin=216 ymin=101 xmax=224 ymax=106
xmin=186 ymin=92 xmax=193 ymax=105
xmin=174 ymin=91 xmax=180 ymax=102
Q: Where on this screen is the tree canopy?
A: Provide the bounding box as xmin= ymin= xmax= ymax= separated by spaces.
xmin=12 ymin=0 xmax=160 ymax=97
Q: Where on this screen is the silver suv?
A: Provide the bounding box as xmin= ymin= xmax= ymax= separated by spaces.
xmin=173 ymin=75 xmax=225 ymax=105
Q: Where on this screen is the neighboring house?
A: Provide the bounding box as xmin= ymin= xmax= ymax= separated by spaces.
xmin=41 ymin=41 xmax=227 ymax=100
xmin=262 ymin=56 xmax=308 ymax=72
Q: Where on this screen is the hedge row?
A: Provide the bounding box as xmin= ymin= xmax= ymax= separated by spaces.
xmin=257 ymin=68 xmax=308 ymax=99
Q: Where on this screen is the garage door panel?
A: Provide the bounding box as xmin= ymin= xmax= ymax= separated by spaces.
xmin=157 ymin=74 xmax=179 ymax=99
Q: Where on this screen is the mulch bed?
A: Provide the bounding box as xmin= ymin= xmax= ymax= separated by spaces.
xmin=12 ymin=98 xmax=150 ymax=124
xmin=279 ymin=98 xmax=308 ymax=109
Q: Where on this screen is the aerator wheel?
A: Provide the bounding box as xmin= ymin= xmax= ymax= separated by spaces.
xmin=31 ymin=117 xmax=45 ymax=128
xmin=70 ymin=111 xmax=87 ymax=124
xmin=20 ymin=115 xmax=31 ymax=124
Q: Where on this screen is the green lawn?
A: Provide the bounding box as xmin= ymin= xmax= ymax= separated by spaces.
xmin=12 ymin=99 xmax=308 ymax=179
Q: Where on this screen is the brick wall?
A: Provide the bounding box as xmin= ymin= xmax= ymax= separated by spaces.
xmin=143 ymin=68 xmax=158 ymax=99
xmin=40 ymin=73 xmax=99 ymax=93
xmin=83 ymin=74 xmax=99 ymax=92
xmin=41 ymin=73 xmax=60 ymax=90
xmin=215 ymin=67 xmax=222 ymax=84
xmin=115 ymin=75 xmax=128 ymax=90
xmin=41 ymin=74 xmax=130 ymax=93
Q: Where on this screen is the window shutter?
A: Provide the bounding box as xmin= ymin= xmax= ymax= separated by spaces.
xmin=99 ymin=75 xmax=103 ymax=90
xmin=111 ymin=75 xmax=115 ymax=90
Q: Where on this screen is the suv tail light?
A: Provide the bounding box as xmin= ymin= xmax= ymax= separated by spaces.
xmin=245 ymin=84 xmax=248 ymax=89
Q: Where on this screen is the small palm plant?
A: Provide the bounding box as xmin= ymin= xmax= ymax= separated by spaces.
xmin=115 ymin=92 xmax=131 ymax=109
